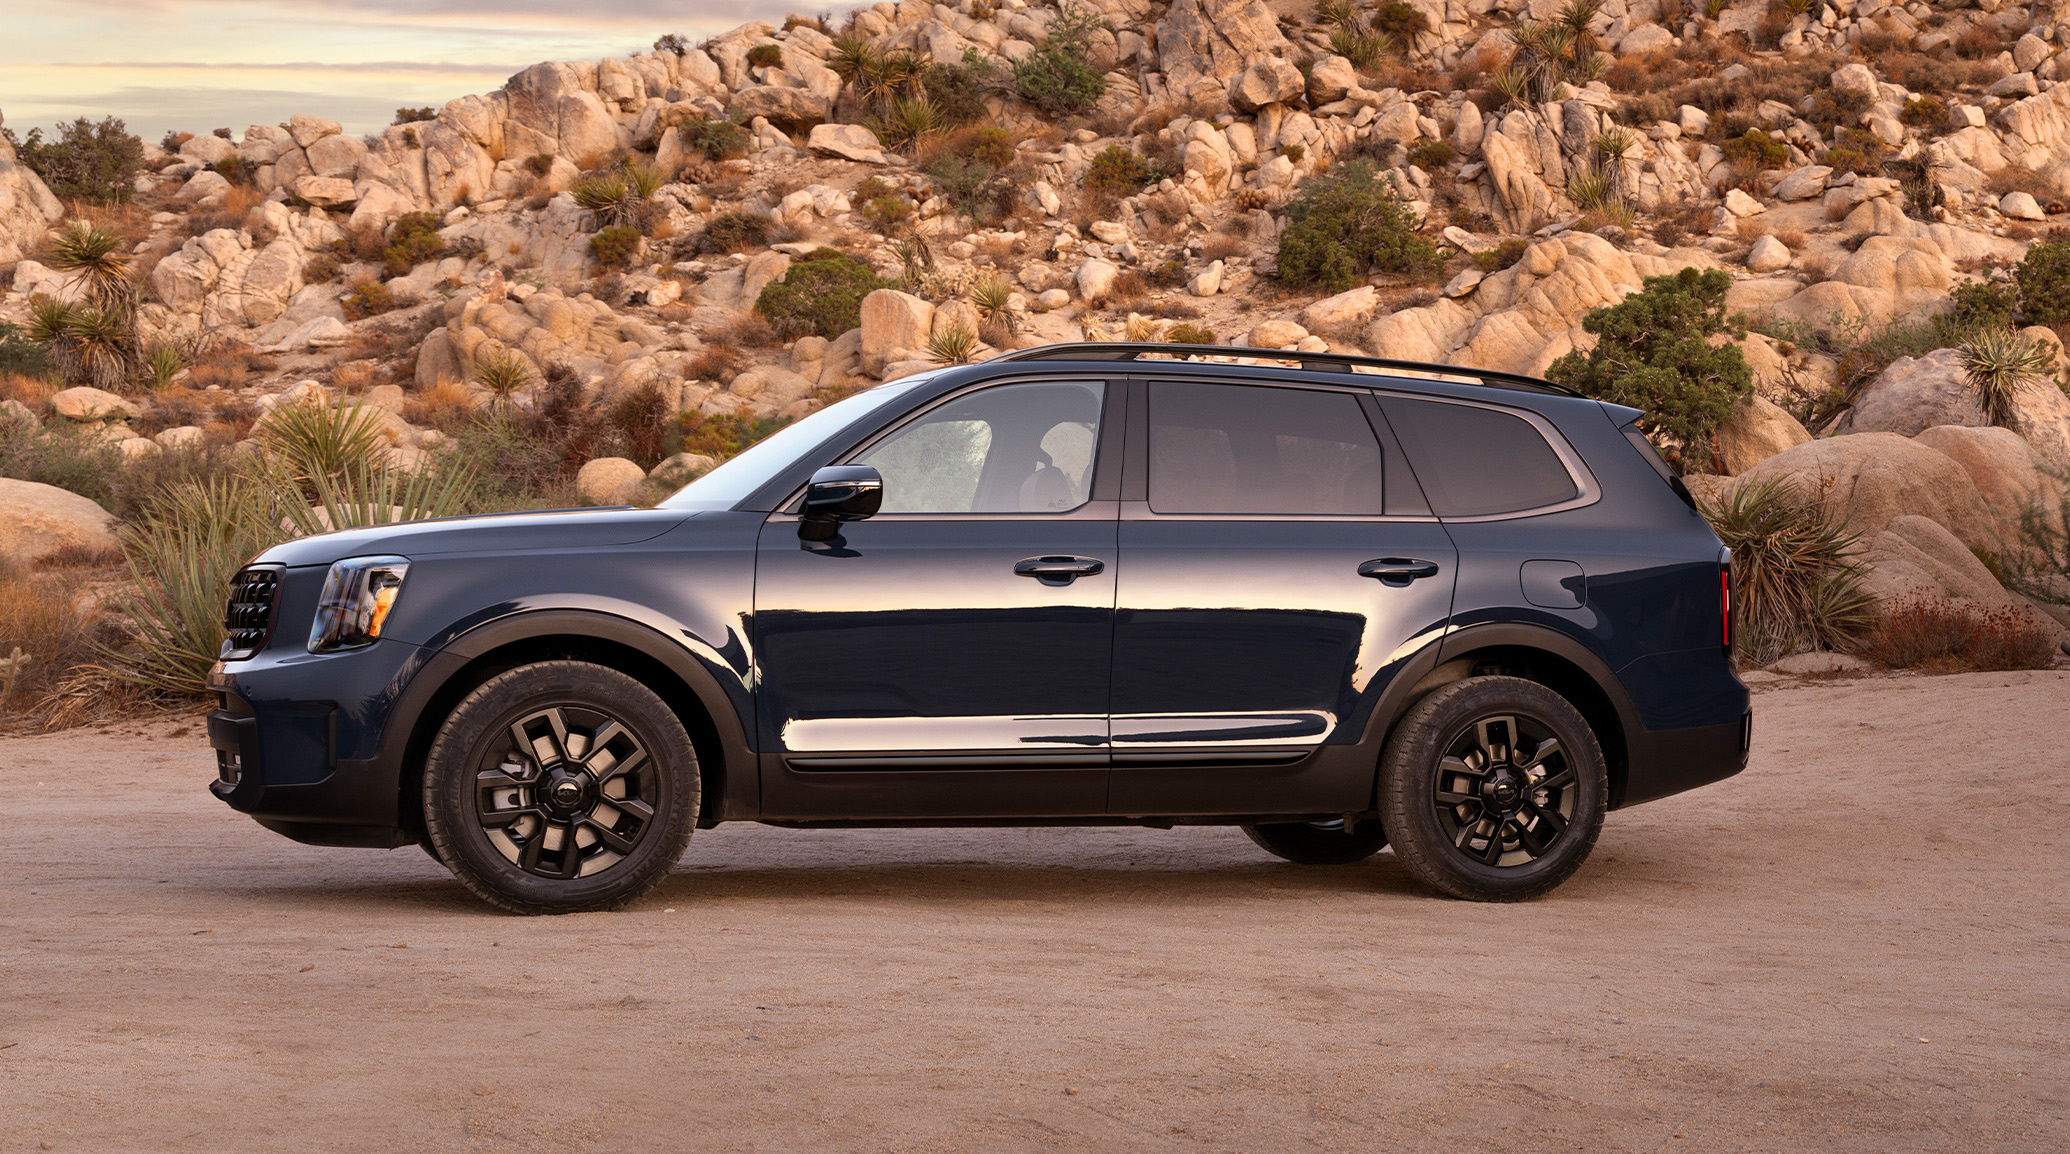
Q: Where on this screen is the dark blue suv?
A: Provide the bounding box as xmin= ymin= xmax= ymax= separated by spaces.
xmin=208 ymin=343 xmax=1749 ymax=914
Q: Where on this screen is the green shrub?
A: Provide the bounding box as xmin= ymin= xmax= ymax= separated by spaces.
xmin=1166 ymin=323 xmax=1218 ymax=344
xmin=965 ymin=126 xmax=1015 ymax=168
xmin=1699 ymin=477 xmax=1875 ymax=666
xmin=0 ymin=322 xmax=53 ymax=378
xmin=924 ymin=151 xmax=999 ymax=221
xmin=866 ymin=95 xmax=942 ymax=154
xmin=1 ymin=116 xmax=144 ymax=205
xmin=1330 ymin=26 xmax=1387 ymax=70
xmin=1275 ymin=159 xmax=1442 ymax=294
xmin=756 ymin=248 xmax=895 ymax=339
xmin=923 ymin=54 xmax=997 ymax=125
xmin=1011 ymin=0 xmax=1109 ymax=115
xmin=340 ymin=282 xmax=396 ymax=320
xmin=1720 ymin=128 xmax=1789 ymax=170
xmin=212 ymin=156 xmax=254 ymax=186
xmin=1819 ymin=128 xmax=1886 ymax=177
xmin=1949 ymin=278 xmax=2019 ymax=330
xmin=1371 ymin=0 xmax=1431 ymax=42
xmin=572 ymin=172 xmax=639 ymax=229
xmin=589 ymin=225 xmax=643 ymax=266
xmin=381 ymin=211 xmax=444 ymax=278
xmin=1084 ymin=144 xmax=1157 ymax=200
xmin=1546 ymin=267 xmax=1753 ymax=461
xmin=702 ymin=211 xmax=772 ymax=253
xmin=0 ymin=417 xmax=119 ymax=503
xmin=746 ymin=44 xmax=784 ymax=68
xmin=1900 ymin=96 xmax=1947 ymax=127
xmin=677 ymin=410 xmax=793 ymax=459
xmin=1406 ymin=138 xmax=1456 ymax=171
xmin=682 ymin=115 xmax=750 ymax=161
xmin=1473 ymin=238 xmax=1529 ymax=273
xmin=2014 ymin=239 xmax=2070 ymax=326
xmin=1960 ymin=327 xmax=2051 ymax=426
xmin=393 ymin=106 xmax=438 ymax=124
xmin=303 ymin=254 xmax=341 ymax=284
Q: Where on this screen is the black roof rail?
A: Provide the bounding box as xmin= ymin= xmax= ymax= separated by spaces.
xmin=986 ymin=342 xmax=1582 ymax=397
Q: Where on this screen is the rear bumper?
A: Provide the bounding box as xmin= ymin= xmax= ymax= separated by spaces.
xmin=1617 ymin=706 xmax=1752 ymax=809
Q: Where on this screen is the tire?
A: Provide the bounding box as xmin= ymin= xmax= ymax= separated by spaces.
xmin=422 ymin=661 xmax=698 ymax=915
xmin=1379 ymin=676 xmax=1606 ymax=902
xmin=1241 ymin=819 xmax=1389 ymax=865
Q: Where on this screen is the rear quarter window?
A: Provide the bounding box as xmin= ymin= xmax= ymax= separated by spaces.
xmin=1379 ymin=396 xmax=1579 ymax=517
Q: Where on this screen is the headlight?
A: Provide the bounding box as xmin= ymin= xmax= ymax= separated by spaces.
xmin=307 ymin=556 xmax=411 ymax=653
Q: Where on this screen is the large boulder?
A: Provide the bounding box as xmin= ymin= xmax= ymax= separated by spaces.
xmin=1714 ymin=396 xmax=1810 ymax=475
xmin=0 ymin=115 xmax=65 ymax=267
xmin=50 ymin=387 xmax=141 ymax=422
xmin=1912 ymin=424 xmax=2063 ymax=531
xmin=0 ymin=479 xmax=118 ymax=568
xmin=576 ymin=457 xmax=647 ymax=504
xmin=1731 ymin=432 xmax=1997 ymax=552
xmin=807 ymin=123 xmax=890 ymax=163
xmin=1230 ymin=59 xmax=1304 ymax=113
xmin=1155 ymin=0 xmax=1293 ymax=99
xmin=731 ymin=86 xmax=832 ymax=127
xmin=859 ymin=289 xmax=935 ymax=377
xmin=1832 ymin=348 xmax=1984 ymax=437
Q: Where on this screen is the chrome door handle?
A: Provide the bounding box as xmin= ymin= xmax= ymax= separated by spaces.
xmin=1358 ymin=558 xmax=1440 ymax=586
xmin=1014 ymin=556 xmax=1105 ymax=585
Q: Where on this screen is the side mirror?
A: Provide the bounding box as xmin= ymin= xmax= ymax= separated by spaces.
xmin=799 ymin=465 xmax=882 ymax=540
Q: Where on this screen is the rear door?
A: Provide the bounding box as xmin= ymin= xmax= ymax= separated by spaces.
xmin=1106 ymin=377 xmax=1458 ymax=816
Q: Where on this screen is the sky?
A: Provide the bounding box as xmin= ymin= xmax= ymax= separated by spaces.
xmin=0 ymin=0 xmax=808 ymax=144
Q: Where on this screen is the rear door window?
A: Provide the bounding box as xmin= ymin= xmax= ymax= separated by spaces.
xmin=1379 ymin=396 xmax=1579 ymax=517
xmin=1147 ymin=382 xmax=1385 ymax=515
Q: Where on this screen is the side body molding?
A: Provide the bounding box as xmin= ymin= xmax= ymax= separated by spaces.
xmin=375 ymin=602 xmax=761 ymax=825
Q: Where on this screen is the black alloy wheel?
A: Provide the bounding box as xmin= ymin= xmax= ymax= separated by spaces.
xmin=422 ymin=661 xmax=697 ymax=915
xmin=1380 ymin=676 xmax=1606 ymax=902
xmin=1241 ymin=818 xmax=1389 ymax=865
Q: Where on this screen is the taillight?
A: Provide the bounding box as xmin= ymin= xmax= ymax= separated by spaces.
xmin=1720 ymin=553 xmax=1734 ymax=655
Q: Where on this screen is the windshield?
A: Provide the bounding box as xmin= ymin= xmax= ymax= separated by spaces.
xmin=660 ymin=377 xmax=934 ymax=510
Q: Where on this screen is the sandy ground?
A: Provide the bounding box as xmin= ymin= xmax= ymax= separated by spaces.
xmin=2 ymin=671 xmax=2067 ymax=1153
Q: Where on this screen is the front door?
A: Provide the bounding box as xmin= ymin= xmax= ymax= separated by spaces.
xmin=754 ymin=378 xmax=1119 ymax=819
xmin=1107 ymin=378 xmax=1458 ymax=815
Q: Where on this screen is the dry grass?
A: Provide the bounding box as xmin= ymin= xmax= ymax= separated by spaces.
xmin=401 ymin=378 xmax=476 ymax=429
xmin=1863 ymin=598 xmax=2061 ymax=672
xmin=329 ymin=361 xmax=376 ymax=394
xmin=0 ymin=372 xmax=55 ymax=409
xmin=0 ymin=559 xmax=127 ymax=726
xmin=720 ymin=310 xmax=779 ymax=349
xmin=1201 ymin=234 xmax=1248 ymax=263
xmin=1773 ymin=227 xmax=1808 ymax=250
xmin=688 ymin=339 xmax=743 ymax=383
xmin=184 ymin=185 xmax=263 ymax=237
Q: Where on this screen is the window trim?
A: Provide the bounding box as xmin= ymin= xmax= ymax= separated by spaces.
xmin=1372 ymin=389 xmax=1602 ymax=522
xmin=773 ymin=375 xmax=1119 ymax=518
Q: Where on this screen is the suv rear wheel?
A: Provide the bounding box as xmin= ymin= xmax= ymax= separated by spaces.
xmin=1240 ymin=819 xmax=1389 ymax=865
xmin=1380 ymin=676 xmax=1606 ymax=902
xmin=422 ymin=661 xmax=697 ymax=915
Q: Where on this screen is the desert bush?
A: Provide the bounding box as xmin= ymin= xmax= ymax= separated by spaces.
xmin=1862 ymin=598 xmax=2060 ymax=671
xmin=1166 ymin=323 xmax=1217 ymax=344
xmin=340 ymin=282 xmax=397 ymax=321
xmin=1275 ymin=159 xmax=1442 ymax=294
xmin=677 ymin=410 xmax=792 ymax=458
xmin=1947 ymin=278 xmax=2022 ymax=332
xmin=702 ymin=211 xmax=772 ymax=253
xmin=1900 ymin=95 xmax=1947 ymax=128
xmin=1 ymin=116 xmax=144 ymax=205
xmin=1547 ymin=267 xmax=1752 ymax=462
xmin=747 ymin=44 xmax=784 ymax=68
xmin=0 ymin=558 xmax=122 ymax=716
xmin=0 ymin=416 xmax=120 ymax=503
xmin=1406 ymin=138 xmax=1456 ymax=171
xmin=1700 ymin=477 xmax=1876 ymax=665
xmin=381 ymin=211 xmax=445 ymax=278
xmin=1084 ymin=145 xmax=1158 ymax=202
xmin=654 ymin=33 xmax=689 ymax=55
xmin=755 ymin=248 xmax=894 ymax=339
xmin=923 ymin=54 xmax=998 ymax=126
xmin=680 ymin=114 xmax=750 ymax=161
xmin=589 ymin=225 xmax=643 ymax=267
xmin=1371 ymin=0 xmax=1430 ymax=42
xmin=0 ymin=324 xmax=53 ymax=380
xmin=2014 ymin=239 xmax=2070 ymax=326
xmin=1721 ymin=128 xmax=1789 ymax=171
xmin=866 ymin=94 xmax=944 ymax=154
xmin=393 ymin=106 xmax=438 ymax=125
xmin=609 ymin=382 xmax=674 ymax=468
xmin=303 ymin=253 xmax=341 ymax=284
xmin=1473 ymin=238 xmax=1529 ymax=273
xmin=1011 ymin=0 xmax=1109 ymax=115
xmin=924 ymin=150 xmax=1002 ymax=221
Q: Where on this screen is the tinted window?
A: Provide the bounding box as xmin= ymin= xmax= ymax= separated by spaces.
xmin=1148 ymin=382 xmax=1384 ymax=515
xmin=854 ymin=380 xmax=1104 ymax=513
xmin=1380 ymin=397 xmax=1578 ymax=517
xmin=662 ymin=376 xmax=932 ymax=510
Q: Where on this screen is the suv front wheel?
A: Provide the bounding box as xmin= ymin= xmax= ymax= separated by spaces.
xmin=1380 ymin=676 xmax=1606 ymax=902
xmin=422 ymin=661 xmax=698 ymax=915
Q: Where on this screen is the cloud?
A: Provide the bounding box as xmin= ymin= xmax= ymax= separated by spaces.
xmin=1 ymin=86 xmax=460 ymax=141
xmin=51 ymin=60 xmax=526 ymax=74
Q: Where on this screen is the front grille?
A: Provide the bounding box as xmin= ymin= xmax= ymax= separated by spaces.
xmin=221 ymin=565 xmax=283 ymax=659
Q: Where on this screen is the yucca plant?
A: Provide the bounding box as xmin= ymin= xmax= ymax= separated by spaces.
xmin=1961 ymin=327 xmax=2050 ymax=426
xmin=829 ymin=32 xmax=891 ymax=107
xmin=473 ymin=347 xmax=534 ymax=402
xmin=1700 ymin=477 xmax=1877 ymax=665
xmin=1555 ymin=0 xmax=1602 ymax=56
xmin=1494 ymin=67 xmax=1534 ymax=110
xmin=1330 ymin=26 xmax=1386 ymax=70
xmin=572 ymin=172 xmax=639 ymax=229
xmin=144 ymin=342 xmax=187 ymax=391
xmin=625 ymin=161 xmax=666 ymax=198
xmin=968 ymin=278 xmax=1013 ymax=324
xmin=1703 ymin=0 xmax=1728 ymax=17
xmin=1315 ymin=0 xmax=1359 ymax=24
xmin=1568 ymin=163 xmax=1613 ymax=212
xmin=282 ymin=458 xmax=480 ymax=538
xmin=104 ymin=474 xmax=288 ymax=695
xmin=59 ymin=305 xmax=133 ymax=390
xmin=866 ymin=95 xmax=943 ymax=154
xmin=255 ymin=396 xmax=390 ymax=491
xmin=926 ymin=322 xmax=980 ymax=365
xmin=49 ymin=220 xmax=136 ymax=319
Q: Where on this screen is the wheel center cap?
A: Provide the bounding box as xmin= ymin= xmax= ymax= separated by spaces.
xmin=547 ymin=776 xmax=586 ymax=811
xmin=1486 ymin=775 xmax=1522 ymax=808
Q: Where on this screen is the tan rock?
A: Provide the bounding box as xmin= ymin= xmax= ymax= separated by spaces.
xmin=49 ymin=387 xmax=141 ymax=422
xmin=1832 ymin=348 xmax=1984 ymax=437
xmin=1250 ymin=319 xmax=1309 ymax=349
xmin=1715 ymin=396 xmax=1811 ymax=475
xmin=0 ymin=479 xmax=118 ymax=568
xmin=1730 ymin=432 xmax=1997 ymax=552
xmin=859 ymin=289 xmax=935 ymax=377
xmin=576 ymin=457 xmax=648 ymax=504
xmin=1911 ymin=424 xmax=2061 ymax=529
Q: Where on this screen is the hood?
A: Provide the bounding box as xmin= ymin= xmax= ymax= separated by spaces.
xmin=256 ymin=507 xmax=696 ymax=568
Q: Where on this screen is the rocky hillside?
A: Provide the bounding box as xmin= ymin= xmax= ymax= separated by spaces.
xmin=4 ymin=0 xmax=2070 ymax=658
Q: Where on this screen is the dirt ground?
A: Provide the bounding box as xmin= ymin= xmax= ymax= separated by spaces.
xmin=2 ymin=671 xmax=2067 ymax=1153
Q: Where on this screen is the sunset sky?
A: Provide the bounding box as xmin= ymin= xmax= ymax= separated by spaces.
xmin=1 ymin=0 xmax=802 ymax=143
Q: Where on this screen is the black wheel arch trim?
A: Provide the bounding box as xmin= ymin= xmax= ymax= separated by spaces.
xmin=379 ymin=604 xmax=759 ymax=834
xmin=1355 ymin=621 xmax=1645 ymax=811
